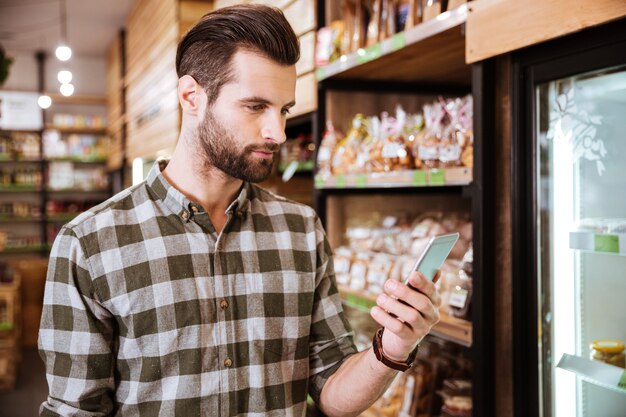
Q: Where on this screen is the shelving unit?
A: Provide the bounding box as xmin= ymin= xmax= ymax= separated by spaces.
xmin=569 ymin=231 xmax=626 ymax=255
xmin=0 ymin=88 xmax=112 ymax=257
xmin=313 ymin=2 xmax=495 ymax=416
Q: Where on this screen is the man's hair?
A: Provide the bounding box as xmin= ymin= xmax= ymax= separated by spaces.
xmin=176 ymin=4 xmax=300 ymax=105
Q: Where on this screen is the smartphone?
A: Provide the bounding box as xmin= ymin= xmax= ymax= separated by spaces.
xmin=406 ymin=232 xmax=460 ymax=283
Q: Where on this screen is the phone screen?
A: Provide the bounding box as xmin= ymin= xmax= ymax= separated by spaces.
xmin=410 ymin=233 xmax=460 ymax=281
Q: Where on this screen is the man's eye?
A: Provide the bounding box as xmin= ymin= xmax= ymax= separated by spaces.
xmin=248 ymin=104 xmax=266 ymax=111
xmin=281 ymin=108 xmax=291 ymax=116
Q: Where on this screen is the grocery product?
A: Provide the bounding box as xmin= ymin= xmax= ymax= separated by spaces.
xmin=590 ymin=340 xmax=625 ymax=368
xmin=316 ymin=96 xmax=473 ymax=176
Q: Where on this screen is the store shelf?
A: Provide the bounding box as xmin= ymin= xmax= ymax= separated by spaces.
xmin=0 ymin=157 xmax=43 ymax=163
xmin=315 ymin=167 xmax=472 ymax=189
xmin=46 ymin=214 xmax=78 ymax=223
xmin=338 ymin=285 xmax=472 ymax=347
xmin=44 ymin=125 xmax=107 ymax=135
xmin=316 ymin=6 xmax=469 ymax=85
xmin=569 ymin=231 xmax=626 ymax=256
xmin=46 ymin=157 xmax=107 ymax=164
xmin=0 ymin=186 xmax=41 ymax=193
xmin=0 ymin=246 xmax=46 ymax=254
xmin=45 ymin=93 xmax=107 ymax=106
xmin=46 ymin=188 xmax=109 ymax=194
xmin=0 ymin=216 xmax=42 ymax=223
xmin=557 ymin=354 xmax=626 ymax=394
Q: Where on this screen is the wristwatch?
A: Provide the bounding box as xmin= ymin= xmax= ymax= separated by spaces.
xmin=371 ymin=327 xmax=418 ymax=372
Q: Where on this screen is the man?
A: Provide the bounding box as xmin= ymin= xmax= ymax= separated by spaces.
xmin=39 ymin=5 xmax=441 ymax=416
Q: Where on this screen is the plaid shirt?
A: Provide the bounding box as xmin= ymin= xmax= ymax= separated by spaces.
xmin=39 ymin=161 xmax=357 ymax=416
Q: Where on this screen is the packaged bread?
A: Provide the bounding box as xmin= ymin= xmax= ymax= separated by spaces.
xmin=317 ymin=121 xmax=342 ymax=178
xmin=366 ymin=253 xmax=394 ymax=294
xmin=349 ymin=251 xmax=369 ymax=291
xmin=334 ymin=246 xmax=354 ymax=286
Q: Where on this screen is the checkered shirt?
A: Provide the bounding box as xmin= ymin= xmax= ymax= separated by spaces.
xmin=39 ymin=161 xmax=357 ymax=416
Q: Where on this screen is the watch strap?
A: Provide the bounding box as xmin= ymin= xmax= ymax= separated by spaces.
xmin=371 ymin=327 xmax=418 ymax=372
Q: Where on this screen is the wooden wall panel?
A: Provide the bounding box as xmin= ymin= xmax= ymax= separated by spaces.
xmin=296 ymin=30 xmax=315 ymax=75
xmin=467 ymin=0 xmax=626 ymax=63
xmin=284 ymin=0 xmax=315 ymax=36
xmin=126 ymin=0 xmax=180 ymax=162
xmin=290 ymin=71 xmax=316 ymax=118
xmin=179 ymin=1 xmax=214 ymax=35
xmin=106 ymin=34 xmax=125 ymax=170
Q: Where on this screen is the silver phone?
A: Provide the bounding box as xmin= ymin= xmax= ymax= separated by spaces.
xmin=406 ymin=232 xmax=460 ymax=283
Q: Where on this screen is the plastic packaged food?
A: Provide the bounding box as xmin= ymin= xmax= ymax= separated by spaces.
xmin=317 ymin=121 xmax=341 ymax=178
xmin=590 ymin=340 xmax=625 ymax=368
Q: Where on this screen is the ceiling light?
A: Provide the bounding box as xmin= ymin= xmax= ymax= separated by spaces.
xmin=55 ymin=45 xmax=72 ymax=61
xmin=60 ymin=83 xmax=74 ymax=97
xmin=38 ymin=95 xmax=52 ymax=109
xmin=57 ymin=70 xmax=72 ymax=84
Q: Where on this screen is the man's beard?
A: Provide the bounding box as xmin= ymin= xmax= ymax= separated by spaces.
xmin=195 ymin=109 xmax=279 ymax=183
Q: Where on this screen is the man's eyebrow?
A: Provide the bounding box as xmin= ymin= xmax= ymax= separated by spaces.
xmin=239 ymin=96 xmax=296 ymax=108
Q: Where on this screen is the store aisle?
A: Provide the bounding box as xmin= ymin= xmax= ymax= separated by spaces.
xmin=0 ymin=349 xmax=48 ymax=417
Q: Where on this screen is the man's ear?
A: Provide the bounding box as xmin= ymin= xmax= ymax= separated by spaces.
xmin=178 ymin=75 xmax=205 ymax=116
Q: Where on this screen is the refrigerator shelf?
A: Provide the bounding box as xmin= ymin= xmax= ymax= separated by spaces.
xmin=569 ymin=231 xmax=626 ymax=255
xmin=557 ymin=354 xmax=626 ymax=395
xmin=338 ymin=285 xmax=472 ymax=347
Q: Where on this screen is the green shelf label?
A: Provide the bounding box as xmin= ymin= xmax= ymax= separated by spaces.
xmin=412 ymin=170 xmax=427 ymax=186
xmin=358 ymin=44 xmax=382 ymax=64
xmin=391 ymin=33 xmax=406 ymax=51
xmin=314 ymin=176 xmax=326 ymax=188
xmin=335 ymin=175 xmax=347 ymax=188
xmin=346 ymin=293 xmax=376 ymax=310
xmin=429 ymin=169 xmax=446 ymax=186
xmin=594 ymin=234 xmax=619 ymax=253
xmin=316 ymin=67 xmax=326 ymax=81
xmin=619 ymin=371 xmax=626 ymax=390
xmin=0 ymin=322 xmax=15 ymax=331
xmin=355 ymin=174 xmax=367 ymax=188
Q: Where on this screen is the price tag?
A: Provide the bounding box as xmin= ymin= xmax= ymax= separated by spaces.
xmin=356 ymin=174 xmax=367 ymax=188
xmin=619 ymin=371 xmax=626 ymax=389
xmin=448 ymin=287 xmax=469 ymax=309
xmin=335 ymin=175 xmax=347 ymax=188
xmin=594 ymin=234 xmax=619 ymax=253
xmin=429 ymin=169 xmax=446 ymax=186
xmin=314 ymin=176 xmax=326 ymax=188
xmin=412 ymin=170 xmax=427 ymax=186
xmin=316 ymin=67 xmax=326 ymax=81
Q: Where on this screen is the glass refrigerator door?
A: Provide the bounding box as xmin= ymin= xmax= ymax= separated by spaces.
xmin=537 ymin=66 xmax=626 ymax=417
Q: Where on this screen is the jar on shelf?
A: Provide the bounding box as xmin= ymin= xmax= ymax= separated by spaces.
xmin=590 ymin=340 xmax=625 ymax=368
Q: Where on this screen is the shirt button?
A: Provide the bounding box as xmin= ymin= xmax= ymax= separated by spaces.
xmin=224 ymin=358 xmax=233 ymax=368
xmin=181 ymin=211 xmax=189 ymax=220
xmin=220 ymin=299 xmax=229 ymax=310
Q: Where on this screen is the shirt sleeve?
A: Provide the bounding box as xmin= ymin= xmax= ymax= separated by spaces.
xmin=307 ymin=216 xmax=358 ymax=405
xmin=39 ymin=226 xmax=117 ymax=417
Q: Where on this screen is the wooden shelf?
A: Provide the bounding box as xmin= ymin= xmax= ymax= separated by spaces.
xmin=0 ymin=186 xmax=41 ymax=193
xmin=46 ymin=157 xmax=107 ymax=164
xmin=46 ymin=214 xmax=78 ymax=223
xmin=315 ymin=167 xmax=472 ymax=189
xmin=44 ymin=125 xmax=107 ymax=135
xmin=0 ymin=216 xmax=42 ymax=223
xmin=0 ymin=246 xmax=46 ymax=254
xmin=338 ymin=285 xmax=472 ymax=347
xmin=45 ymin=93 xmax=107 ymax=106
xmin=316 ymin=6 xmax=469 ymax=85
xmin=0 ymin=158 xmax=43 ymax=163
xmin=570 ymin=231 xmax=626 ymax=256
xmin=46 ymin=188 xmax=109 ymax=194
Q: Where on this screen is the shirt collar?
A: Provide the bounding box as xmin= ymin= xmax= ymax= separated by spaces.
xmin=145 ymin=159 xmax=252 ymax=221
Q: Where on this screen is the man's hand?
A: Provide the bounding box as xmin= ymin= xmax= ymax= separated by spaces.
xmin=370 ymin=270 xmax=442 ymax=361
